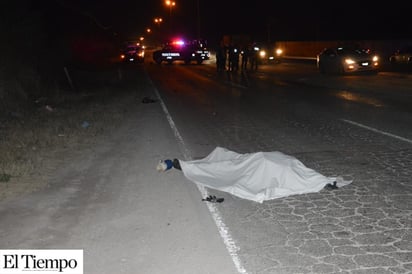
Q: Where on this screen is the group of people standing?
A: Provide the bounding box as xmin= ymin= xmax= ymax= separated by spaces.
xmin=216 ymin=41 xmax=259 ymax=72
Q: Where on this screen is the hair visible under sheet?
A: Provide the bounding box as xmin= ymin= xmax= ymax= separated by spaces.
xmin=179 ymin=147 xmax=352 ymax=203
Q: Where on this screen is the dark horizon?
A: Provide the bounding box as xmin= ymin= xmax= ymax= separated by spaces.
xmin=105 ymin=0 xmax=412 ymax=44
xmin=2 ymin=0 xmax=412 ymax=49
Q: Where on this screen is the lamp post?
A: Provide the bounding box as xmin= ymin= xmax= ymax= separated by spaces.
xmin=165 ymin=0 xmax=175 ymax=17
xmin=154 ymin=17 xmax=163 ymax=27
xmin=165 ymin=1 xmax=175 ymax=36
xmin=153 ymin=17 xmax=163 ymax=45
xmin=196 ymin=0 xmax=200 ymax=38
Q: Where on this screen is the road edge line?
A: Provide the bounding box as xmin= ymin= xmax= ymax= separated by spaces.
xmin=144 ymin=68 xmax=248 ymax=274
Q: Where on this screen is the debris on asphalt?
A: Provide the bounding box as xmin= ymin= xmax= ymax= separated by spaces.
xmin=324 ymin=181 xmax=338 ymax=190
xmin=45 ymin=105 xmax=54 ymax=112
xmin=202 ymin=195 xmax=224 ymax=203
xmin=81 ymin=121 xmax=90 ymax=128
xmin=141 ymin=96 xmax=158 ymax=104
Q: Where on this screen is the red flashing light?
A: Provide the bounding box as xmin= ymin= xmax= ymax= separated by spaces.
xmin=172 ymin=40 xmax=185 ymax=46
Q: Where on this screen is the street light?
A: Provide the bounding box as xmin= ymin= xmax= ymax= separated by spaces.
xmin=153 ymin=17 xmax=164 ymax=45
xmin=165 ymin=0 xmax=175 ymax=16
xmin=154 ymin=17 xmax=163 ymax=27
xmin=196 ymin=0 xmax=200 ymax=38
xmin=165 ymin=1 xmax=176 ymax=36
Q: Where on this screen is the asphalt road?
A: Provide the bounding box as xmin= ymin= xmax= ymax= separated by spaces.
xmin=145 ymin=60 xmax=412 ymax=273
xmin=0 ymin=60 xmax=411 ymax=274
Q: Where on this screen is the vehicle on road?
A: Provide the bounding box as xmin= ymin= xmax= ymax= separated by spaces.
xmin=389 ymin=46 xmax=412 ymax=65
xmin=317 ymin=46 xmax=379 ymax=74
xmin=255 ymin=43 xmax=283 ymax=64
xmin=152 ymin=39 xmax=207 ymax=65
xmin=193 ymin=39 xmax=210 ymax=60
xmin=120 ymin=43 xmax=145 ymax=63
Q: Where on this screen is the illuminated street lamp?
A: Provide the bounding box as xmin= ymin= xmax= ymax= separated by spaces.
xmin=154 ymin=17 xmax=163 ymax=27
xmin=153 ymin=17 xmax=164 ymax=45
xmin=165 ymin=0 xmax=176 ymax=35
xmin=196 ymin=0 xmax=200 ymax=38
xmin=165 ymin=0 xmax=176 ymax=16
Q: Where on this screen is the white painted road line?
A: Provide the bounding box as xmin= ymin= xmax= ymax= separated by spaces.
xmin=146 ymin=71 xmax=248 ymax=274
xmin=341 ymin=119 xmax=412 ymax=145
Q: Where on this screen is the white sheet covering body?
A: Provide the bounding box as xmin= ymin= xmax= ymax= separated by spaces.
xmin=179 ymin=147 xmax=350 ymax=203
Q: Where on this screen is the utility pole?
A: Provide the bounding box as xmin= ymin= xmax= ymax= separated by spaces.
xmin=196 ymin=0 xmax=201 ymax=39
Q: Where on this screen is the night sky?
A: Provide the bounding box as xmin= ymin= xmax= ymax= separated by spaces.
xmin=69 ymin=0 xmax=411 ymax=43
xmin=3 ymin=0 xmax=412 ymax=48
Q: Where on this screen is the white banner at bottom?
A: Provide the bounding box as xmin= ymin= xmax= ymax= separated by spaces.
xmin=0 ymin=249 xmax=83 ymax=274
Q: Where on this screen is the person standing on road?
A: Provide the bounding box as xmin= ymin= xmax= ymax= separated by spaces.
xmin=249 ymin=43 xmax=259 ymax=71
xmin=229 ymin=44 xmax=240 ymax=72
xmin=216 ymin=40 xmax=227 ymax=72
xmin=241 ymin=44 xmax=249 ymax=70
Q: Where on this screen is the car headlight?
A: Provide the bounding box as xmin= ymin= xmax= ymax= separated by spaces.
xmin=372 ymin=55 xmax=379 ymax=62
xmin=276 ymin=48 xmax=283 ymax=56
xmin=345 ymin=58 xmax=355 ymax=65
xmin=259 ymin=50 xmax=266 ymax=58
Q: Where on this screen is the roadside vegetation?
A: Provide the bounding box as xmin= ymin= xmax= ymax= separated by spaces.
xmin=0 ymin=1 xmax=133 ymax=201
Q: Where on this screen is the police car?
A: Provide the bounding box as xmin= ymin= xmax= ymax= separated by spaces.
xmin=152 ymin=39 xmax=208 ymax=65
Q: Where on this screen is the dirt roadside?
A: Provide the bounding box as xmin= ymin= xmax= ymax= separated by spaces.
xmin=0 ymin=64 xmax=151 ymax=202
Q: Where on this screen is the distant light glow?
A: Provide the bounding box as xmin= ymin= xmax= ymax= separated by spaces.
xmin=172 ymin=40 xmax=185 ymax=46
xmin=165 ymin=0 xmax=176 ymax=7
xmin=345 ymin=58 xmax=355 ymax=65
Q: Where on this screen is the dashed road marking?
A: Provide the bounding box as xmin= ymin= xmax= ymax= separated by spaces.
xmin=341 ymin=119 xmax=412 ymax=144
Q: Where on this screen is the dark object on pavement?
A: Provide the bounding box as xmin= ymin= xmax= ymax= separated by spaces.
xmin=142 ymin=97 xmax=158 ymax=104
xmin=202 ymin=195 xmax=224 ymax=203
xmin=325 ymin=181 xmax=338 ymax=190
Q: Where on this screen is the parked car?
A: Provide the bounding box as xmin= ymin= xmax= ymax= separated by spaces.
xmin=389 ymin=46 xmax=412 ymax=65
xmin=317 ymin=46 xmax=379 ymax=74
xmin=152 ymin=39 xmax=206 ymax=65
xmin=120 ymin=43 xmax=145 ymax=63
